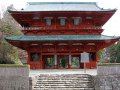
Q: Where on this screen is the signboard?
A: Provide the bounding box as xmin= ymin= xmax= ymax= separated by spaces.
xmin=81 ymin=52 xmax=89 ymax=63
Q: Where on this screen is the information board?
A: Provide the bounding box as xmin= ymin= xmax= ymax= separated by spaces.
xmin=81 ymin=52 xmax=89 ymax=63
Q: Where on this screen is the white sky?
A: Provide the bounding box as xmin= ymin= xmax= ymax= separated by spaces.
xmin=0 ymin=0 xmax=120 ymax=36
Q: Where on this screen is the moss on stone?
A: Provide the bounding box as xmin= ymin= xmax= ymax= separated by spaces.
xmin=0 ymin=64 xmax=29 ymax=67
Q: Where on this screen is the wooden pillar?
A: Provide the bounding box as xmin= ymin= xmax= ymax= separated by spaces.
xmin=27 ymin=48 xmax=33 ymax=69
xmin=40 ymin=52 xmax=43 ymax=69
xmin=54 ymin=54 xmax=57 ymax=69
xmin=79 ymin=53 xmax=81 ymax=69
xmin=68 ymin=54 xmax=72 ymax=69
xmin=40 ymin=45 xmax=43 ymax=69
xmin=95 ymin=51 xmax=98 ymax=68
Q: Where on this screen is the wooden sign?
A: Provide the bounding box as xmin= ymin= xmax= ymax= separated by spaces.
xmin=81 ymin=52 xmax=89 ymax=63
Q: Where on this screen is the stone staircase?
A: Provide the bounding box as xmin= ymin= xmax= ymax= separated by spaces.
xmin=33 ymin=74 xmax=95 ymax=90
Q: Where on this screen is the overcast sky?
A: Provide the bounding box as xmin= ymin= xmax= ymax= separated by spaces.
xmin=0 ymin=0 xmax=120 ymax=36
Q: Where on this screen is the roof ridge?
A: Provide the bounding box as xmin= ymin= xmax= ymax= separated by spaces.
xmin=102 ymin=34 xmax=115 ymax=37
xmin=8 ymin=2 xmax=116 ymax=12
xmin=28 ymin=2 xmax=97 ymax=5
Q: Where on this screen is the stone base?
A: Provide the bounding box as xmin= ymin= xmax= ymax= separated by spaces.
xmin=94 ymin=75 xmax=120 ymax=90
xmin=0 ymin=65 xmax=29 ymax=90
xmin=0 ymin=76 xmax=29 ymax=90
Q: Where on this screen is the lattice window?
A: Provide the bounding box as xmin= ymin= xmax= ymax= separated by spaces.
xmin=60 ymin=18 xmax=66 ymax=26
xmin=46 ymin=19 xmax=52 ymax=26
xmin=30 ymin=53 xmax=40 ymax=62
xmin=72 ymin=17 xmax=82 ymax=26
xmin=44 ymin=17 xmax=53 ymax=26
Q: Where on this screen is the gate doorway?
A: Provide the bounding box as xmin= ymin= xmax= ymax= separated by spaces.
xmin=58 ymin=55 xmax=69 ymax=69
xmin=71 ymin=55 xmax=80 ymax=69
xmin=43 ymin=55 xmax=54 ymax=69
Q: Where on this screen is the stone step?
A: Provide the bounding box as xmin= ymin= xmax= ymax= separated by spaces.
xmin=33 ymin=88 xmax=94 ymax=90
xmin=36 ymin=81 xmax=91 ymax=84
xmin=38 ymin=74 xmax=92 ymax=77
xmin=32 ymin=74 xmax=95 ymax=90
xmin=34 ymin=83 xmax=94 ymax=87
xmin=36 ymin=82 xmax=92 ymax=85
xmin=35 ymin=85 xmax=93 ymax=87
xmin=36 ymin=83 xmax=92 ymax=85
xmin=34 ymin=85 xmax=93 ymax=87
xmin=34 ymin=87 xmax=94 ymax=89
xmin=38 ymin=77 xmax=92 ymax=80
xmin=37 ymin=80 xmax=91 ymax=82
xmin=34 ymin=86 xmax=93 ymax=89
xmin=38 ymin=78 xmax=92 ymax=80
xmin=38 ymin=76 xmax=92 ymax=78
xmin=38 ymin=78 xmax=92 ymax=81
xmin=36 ymin=81 xmax=93 ymax=85
xmin=33 ymin=88 xmax=95 ymax=90
xmin=33 ymin=86 xmax=94 ymax=89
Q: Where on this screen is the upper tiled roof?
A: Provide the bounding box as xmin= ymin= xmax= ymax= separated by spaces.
xmin=5 ymin=35 xmax=120 ymax=41
xmin=16 ymin=2 xmax=112 ymax=12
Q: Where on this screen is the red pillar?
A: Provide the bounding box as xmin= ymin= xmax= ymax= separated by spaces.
xmin=27 ymin=49 xmax=33 ymax=69
xmin=40 ymin=52 xmax=43 ymax=69
xmin=95 ymin=51 xmax=98 ymax=68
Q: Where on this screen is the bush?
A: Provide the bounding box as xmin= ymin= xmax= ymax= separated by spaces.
xmin=0 ymin=58 xmax=15 ymax=64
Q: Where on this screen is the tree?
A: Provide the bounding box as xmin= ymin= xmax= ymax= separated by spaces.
xmin=0 ymin=5 xmax=22 ymax=64
xmin=103 ymin=42 xmax=120 ymax=63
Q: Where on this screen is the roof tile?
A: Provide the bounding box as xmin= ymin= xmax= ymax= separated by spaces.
xmin=5 ymin=35 xmax=120 ymax=41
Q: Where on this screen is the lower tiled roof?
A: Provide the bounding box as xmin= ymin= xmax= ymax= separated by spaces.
xmin=5 ymin=35 xmax=120 ymax=41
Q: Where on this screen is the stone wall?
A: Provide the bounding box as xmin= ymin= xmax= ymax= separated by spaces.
xmin=97 ymin=64 xmax=120 ymax=75
xmin=95 ymin=64 xmax=120 ymax=90
xmin=0 ymin=64 xmax=29 ymax=90
xmin=95 ymin=75 xmax=120 ymax=90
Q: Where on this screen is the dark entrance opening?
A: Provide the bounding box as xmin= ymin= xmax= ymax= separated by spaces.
xmin=71 ymin=55 xmax=80 ymax=69
xmin=43 ymin=55 xmax=54 ymax=69
xmin=58 ymin=55 xmax=69 ymax=69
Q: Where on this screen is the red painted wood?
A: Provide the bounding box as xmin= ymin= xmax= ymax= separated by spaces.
xmin=10 ymin=10 xmax=116 ymax=27
xmin=8 ymin=10 xmax=117 ymax=69
xmin=85 ymin=62 xmax=97 ymax=69
xmin=22 ymin=29 xmax=103 ymax=35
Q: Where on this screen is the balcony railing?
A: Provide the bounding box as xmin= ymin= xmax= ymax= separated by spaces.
xmin=23 ymin=27 xmax=41 ymax=30
xmin=71 ymin=26 xmax=101 ymax=29
xmin=22 ymin=26 xmax=102 ymax=30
